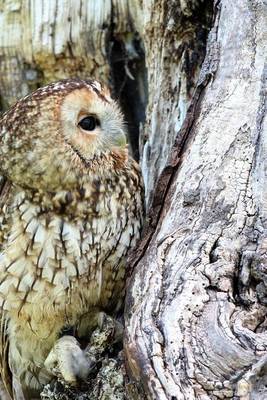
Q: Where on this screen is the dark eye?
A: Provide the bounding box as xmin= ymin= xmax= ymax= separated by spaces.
xmin=78 ymin=116 xmax=100 ymax=131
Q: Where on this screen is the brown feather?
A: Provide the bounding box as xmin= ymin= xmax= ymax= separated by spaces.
xmin=0 ymin=79 xmax=144 ymax=399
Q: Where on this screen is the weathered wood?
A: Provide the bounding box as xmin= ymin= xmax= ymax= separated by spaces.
xmin=135 ymin=0 xmax=213 ymax=203
xmin=125 ymin=1 xmax=267 ymax=399
xmin=0 ymin=1 xmax=110 ymax=105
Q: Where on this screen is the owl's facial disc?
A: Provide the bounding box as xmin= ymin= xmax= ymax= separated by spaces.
xmin=0 ymin=79 xmax=129 ymax=192
xmin=60 ymin=87 xmax=127 ymax=163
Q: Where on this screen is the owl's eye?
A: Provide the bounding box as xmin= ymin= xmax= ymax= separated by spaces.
xmin=78 ymin=116 xmax=100 ymax=131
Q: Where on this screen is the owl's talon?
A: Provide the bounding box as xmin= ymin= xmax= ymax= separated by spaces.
xmin=44 ymin=335 xmax=93 ymax=384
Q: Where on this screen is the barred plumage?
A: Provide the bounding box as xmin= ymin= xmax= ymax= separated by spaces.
xmin=0 ymin=79 xmax=144 ymax=399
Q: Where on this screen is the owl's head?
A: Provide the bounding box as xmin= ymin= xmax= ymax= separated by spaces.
xmin=0 ymin=78 xmax=127 ymax=191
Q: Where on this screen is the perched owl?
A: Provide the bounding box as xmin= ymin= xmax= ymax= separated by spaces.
xmin=0 ymin=78 xmax=144 ymax=399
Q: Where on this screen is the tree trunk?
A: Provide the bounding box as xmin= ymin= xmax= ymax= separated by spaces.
xmin=125 ymin=0 xmax=267 ymax=399
xmin=1 ymin=0 xmax=266 ymax=399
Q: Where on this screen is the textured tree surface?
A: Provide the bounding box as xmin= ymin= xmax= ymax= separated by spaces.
xmin=125 ymin=0 xmax=267 ymax=399
xmin=1 ymin=0 xmax=266 ymax=399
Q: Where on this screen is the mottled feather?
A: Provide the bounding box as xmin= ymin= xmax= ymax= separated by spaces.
xmin=0 ymin=79 xmax=144 ymax=399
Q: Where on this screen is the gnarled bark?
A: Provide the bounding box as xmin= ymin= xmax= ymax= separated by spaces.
xmin=125 ymin=1 xmax=267 ymax=399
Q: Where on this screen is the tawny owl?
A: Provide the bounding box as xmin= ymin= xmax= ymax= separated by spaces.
xmin=0 ymin=78 xmax=144 ymax=399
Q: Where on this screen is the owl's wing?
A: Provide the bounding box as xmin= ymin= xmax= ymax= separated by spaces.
xmin=0 ymin=176 xmax=12 ymax=248
xmin=0 ymin=176 xmax=13 ymax=399
xmin=0 ymin=315 xmax=12 ymax=399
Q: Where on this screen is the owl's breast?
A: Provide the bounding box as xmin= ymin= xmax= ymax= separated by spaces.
xmin=0 ymin=180 xmax=143 ymax=323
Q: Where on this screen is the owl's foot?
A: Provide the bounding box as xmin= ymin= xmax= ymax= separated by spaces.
xmin=41 ymin=314 xmax=124 ymax=398
xmin=44 ymin=335 xmax=93 ymax=385
xmin=44 ymin=313 xmax=123 ymax=388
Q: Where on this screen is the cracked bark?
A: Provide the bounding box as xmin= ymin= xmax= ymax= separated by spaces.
xmin=125 ymin=0 xmax=267 ymax=399
xmin=1 ymin=0 xmax=266 ymax=399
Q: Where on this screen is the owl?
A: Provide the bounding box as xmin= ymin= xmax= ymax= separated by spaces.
xmin=0 ymin=78 xmax=144 ymax=399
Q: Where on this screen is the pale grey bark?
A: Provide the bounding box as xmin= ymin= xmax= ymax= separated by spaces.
xmin=136 ymin=1 xmax=212 ymax=203
xmin=125 ymin=0 xmax=267 ymax=399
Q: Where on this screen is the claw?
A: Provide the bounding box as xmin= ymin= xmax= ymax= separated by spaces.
xmin=44 ymin=335 xmax=93 ymax=384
